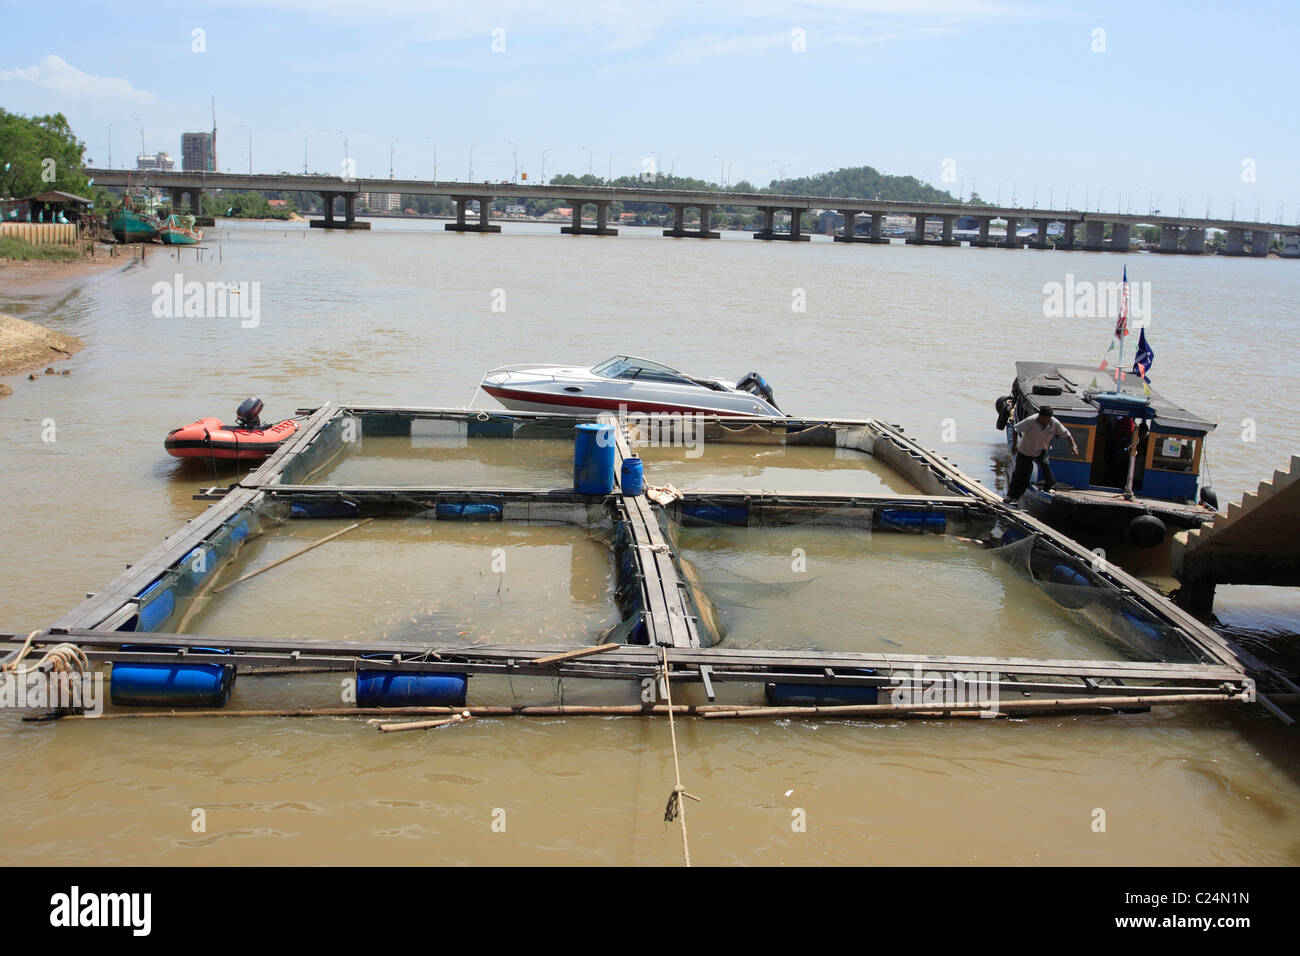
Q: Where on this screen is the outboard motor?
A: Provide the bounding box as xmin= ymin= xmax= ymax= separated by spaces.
xmin=736 ymin=372 xmax=779 ymax=411
xmin=236 ymin=396 xmax=264 ymax=430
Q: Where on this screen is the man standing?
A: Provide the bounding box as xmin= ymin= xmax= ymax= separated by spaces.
xmin=1005 ymin=405 xmax=1079 ymax=504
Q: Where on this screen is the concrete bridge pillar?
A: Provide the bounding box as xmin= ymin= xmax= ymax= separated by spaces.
xmin=1029 ymin=218 xmax=1050 ymax=249
xmin=787 ymin=208 xmax=804 ymax=239
xmin=1083 ymin=220 xmax=1106 ymax=250
xmin=190 ymin=189 xmax=204 ymax=215
xmin=1249 ymin=229 xmax=1272 ymax=256
xmin=1061 ymin=221 xmax=1076 ymax=249
xmin=871 ymin=212 xmax=884 ymax=240
xmin=1110 ymin=223 xmax=1130 ymax=251
xmin=322 ymin=192 xmax=336 ymax=223
xmin=344 ymin=193 xmax=356 ymax=223
xmin=674 ymin=205 xmax=685 ymax=231
xmin=1003 ymin=216 xmax=1020 ymax=247
xmin=941 ymin=215 xmax=955 ymax=244
xmin=169 ymin=188 xmax=184 ymax=211
xmin=840 ymin=210 xmax=858 ymax=240
xmin=976 ymin=217 xmax=992 ymax=246
xmin=455 ymin=198 xmax=467 ymax=227
xmin=1280 ymin=233 xmax=1300 ymax=258
xmin=1158 ymin=225 xmax=1181 ymax=252
xmin=1225 ymin=228 xmax=1246 ymax=254
xmin=595 ymin=201 xmax=612 ymax=234
xmin=913 ymin=214 xmax=926 ymax=241
xmin=477 ymin=196 xmax=492 ymax=228
xmin=1185 ymin=227 xmax=1206 ymax=253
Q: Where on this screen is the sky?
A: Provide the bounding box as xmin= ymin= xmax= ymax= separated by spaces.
xmin=2 ymin=0 xmax=1296 ymax=220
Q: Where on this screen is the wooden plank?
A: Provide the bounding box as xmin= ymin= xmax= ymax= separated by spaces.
xmin=529 ymin=643 xmax=620 ymax=665
xmin=239 ymin=401 xmax=338 ymax=488
xmin=18 ymin=631 xmax=1245 ymax=685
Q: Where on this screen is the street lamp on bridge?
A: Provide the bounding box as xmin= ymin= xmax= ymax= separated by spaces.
xmin=607 ymin=152 xmax=619 ymax=184
xmin=240 ymin=125 xmax=252 ymax=174
xmin=996 ymin=179 xmax=1015 ymax=206
xmin=469 ymin=144 xmax=478 ymax=182
xmin=304 ymin=134 xmax=311 ymax=174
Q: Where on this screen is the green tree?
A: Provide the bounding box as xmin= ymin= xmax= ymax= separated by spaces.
xmin=0 ymin=109 xmax=91 ymax=199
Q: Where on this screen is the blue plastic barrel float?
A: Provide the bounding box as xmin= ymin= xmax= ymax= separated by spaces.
xmin=879 ymin=509 xmax=946 ymax=532
xmin=620 ymin=455 xmax=645 ymax=495
xmin=765 ymin=681 xmax=879 ymax=707
xmin=111 ymin=646 xmax=235 ymax=707
xmin=357 ymin=670 xmax=468 ymax=707
xmin=574 ymin=423 xmax=616 ymax=494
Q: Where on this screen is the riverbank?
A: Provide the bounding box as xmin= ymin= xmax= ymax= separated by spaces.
xmin=0 ymin=311 xmax=86 ymax=378
xmin=0 ymin=254 xmax=121 ymax=292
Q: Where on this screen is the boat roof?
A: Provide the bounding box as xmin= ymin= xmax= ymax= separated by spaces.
xmin=1013 ymin=361 xmax=1216 ymax=432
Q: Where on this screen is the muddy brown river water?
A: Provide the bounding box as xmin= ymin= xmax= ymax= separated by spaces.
xmin=1 ymin=220 xmax=1297 ymax=864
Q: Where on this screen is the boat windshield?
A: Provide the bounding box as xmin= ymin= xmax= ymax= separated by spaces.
xmin=591 ymin=356 xmax=695 ymax=385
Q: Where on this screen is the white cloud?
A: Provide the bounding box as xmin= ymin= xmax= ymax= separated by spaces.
xmin=0 ymin=54 xmax=159 ymax=105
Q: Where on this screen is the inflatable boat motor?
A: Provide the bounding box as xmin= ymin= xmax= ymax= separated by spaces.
xmin=236 ymin=396 xmax=264 ymax=430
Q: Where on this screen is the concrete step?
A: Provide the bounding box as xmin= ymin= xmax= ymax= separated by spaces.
xmin=1184 ymin=453 xmax=1299 ymax=551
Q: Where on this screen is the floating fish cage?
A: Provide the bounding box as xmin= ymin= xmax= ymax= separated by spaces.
xmin=3 ymin=404 xmax=1256 ymax=722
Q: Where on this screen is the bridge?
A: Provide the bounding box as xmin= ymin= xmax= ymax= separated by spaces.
xmin=86 ymin=168 xmax=1300 ymax=256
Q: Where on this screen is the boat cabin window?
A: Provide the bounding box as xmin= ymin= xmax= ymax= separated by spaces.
xmin=1150 ymin=434 xmax=1198 ymax=472
xmin=592 ymin=356 xmax=694 ymax=386
xmin=1051 ymin=424 xmax=1090 ymax=461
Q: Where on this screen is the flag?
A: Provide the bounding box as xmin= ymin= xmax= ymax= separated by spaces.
xmin=1132 ymin=327 xmax=1154 ymax=395
xmin=1132 ymin=328 xmax=1154 ymax=380
xmin=1114 ymin=266 xmax=1130 ymax=340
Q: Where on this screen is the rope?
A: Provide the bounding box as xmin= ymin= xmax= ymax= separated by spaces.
xmin=660 ymin=647 xmax=699 ymax=866
xmin=2 ymin=630 xmax=92 ymax=713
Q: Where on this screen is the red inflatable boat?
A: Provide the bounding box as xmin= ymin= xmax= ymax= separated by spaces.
xmin=164 ymin=398 xmax=300 ymax=461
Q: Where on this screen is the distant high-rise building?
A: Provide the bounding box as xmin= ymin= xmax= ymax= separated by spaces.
xmin=181 ymin=132 xmax=217 ymax=172
xmin=360 ymin=192 xmax=401 ymax=213
xmin=136 ymin=151 xmax=174 ymax=171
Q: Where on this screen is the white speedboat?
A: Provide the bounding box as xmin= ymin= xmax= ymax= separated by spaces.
xmin=480 ymin=355 xmax=784 ymax=417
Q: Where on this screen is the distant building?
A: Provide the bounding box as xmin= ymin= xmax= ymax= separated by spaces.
xmin=181 ymin=132 xmax=217 ymax=172
xmin=136 ymin=151 xmax=174 ymax=172
xmin=360 ymin=192 xmax=400 ymax=213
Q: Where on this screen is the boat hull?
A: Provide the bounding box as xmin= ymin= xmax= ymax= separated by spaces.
xmin=482 ymin=383 xmax=770 ymax=417
xmin=165 ymin=416 xmax=299 ymax=461
xmin=1019 ymin=484 xmax=1215 ymax=544
xmin=110 ymin=211 xmax=159 ymax=243
xmin=158 ymin=228 xmax=201 ymax=245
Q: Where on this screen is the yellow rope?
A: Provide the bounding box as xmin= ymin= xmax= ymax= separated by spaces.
xmin=660 ymin=647 xmax=698 ymax=867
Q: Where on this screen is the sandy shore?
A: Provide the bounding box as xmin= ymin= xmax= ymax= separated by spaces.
xmin=0 ymin=312 xmax=86 ymax=379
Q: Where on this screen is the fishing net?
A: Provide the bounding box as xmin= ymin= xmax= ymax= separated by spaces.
xmin=989 ymin=532 xmax=1209 ymax=664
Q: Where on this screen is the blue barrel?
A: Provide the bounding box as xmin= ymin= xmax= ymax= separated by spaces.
xmin=435 ymin=501 xmax=503 ymax=520
xmin=879 ymin=509 xmax=946 ymax=532
xmin=621 ymin=456 xmax=645 ymax=496
xmin=766 ymin=683 xmax=879 ymax=707
xmin=357 ymin=671 xmax=468 ymax=707
xmin=111 ymin=662 xmax=234 ymax=707
xmin=574 ymin=423 xmax=616 ymax=495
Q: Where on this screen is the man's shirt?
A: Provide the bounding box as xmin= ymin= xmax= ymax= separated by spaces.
xmin=1014 ymin=415 xmax=1073 ymax=457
